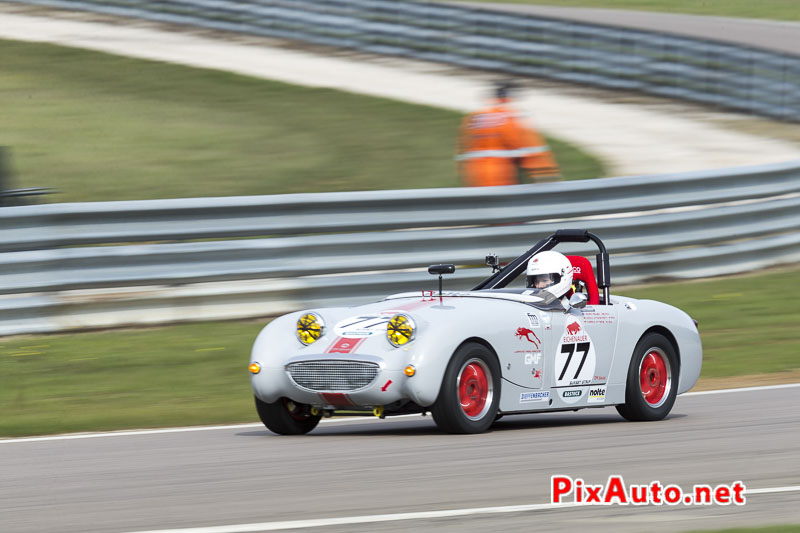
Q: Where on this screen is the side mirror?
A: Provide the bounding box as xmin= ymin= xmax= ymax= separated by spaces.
xmin=428 ymin=264 xmax=455 ymax=302
xmin=428 ymin=264 xmax=455 ymax=275
xmin=569 ymin=292 xmax=588 ymax=310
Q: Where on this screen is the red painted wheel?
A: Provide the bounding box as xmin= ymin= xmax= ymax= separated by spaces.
xmin=616 ymin=333 xmax=678 ymax=422
xmin=639 ymin=349 xmax=670 ymax=407
xmin=458 ymin=360 xmax=492 ymax=419
xmin=432 ymin=342 xmax=501 ymax=434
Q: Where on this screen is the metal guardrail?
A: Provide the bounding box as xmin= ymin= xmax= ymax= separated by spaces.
xmin=6 ymin=0 xmax=800 ymax=121
xmin=1 ymin=162 xmax=799 ymax=335
xmin=3 ymin=161 xmax=800 ymax=253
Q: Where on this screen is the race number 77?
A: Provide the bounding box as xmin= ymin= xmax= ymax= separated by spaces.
xmin=558 ymin=342 xmax=591 ymax=381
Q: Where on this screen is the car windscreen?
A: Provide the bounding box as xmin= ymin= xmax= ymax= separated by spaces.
xmin=479 ymin=288 xmax=564 ymax=311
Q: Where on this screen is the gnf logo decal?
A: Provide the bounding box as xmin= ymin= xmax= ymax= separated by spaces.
xmin=554 ymin=317 xmax=596 ymax=387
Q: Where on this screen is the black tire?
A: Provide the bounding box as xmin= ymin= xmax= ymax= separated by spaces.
xmin=431 ymin=342 xmax=501 ymax=434
xmin=616 ymin=333 xmax=679 ymax=422
xmin=255 ymin=396 xmax=322 ymax=435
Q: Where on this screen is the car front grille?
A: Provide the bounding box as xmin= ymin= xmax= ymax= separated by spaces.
xmin=286 ymin=360 xmax=380 ymax=392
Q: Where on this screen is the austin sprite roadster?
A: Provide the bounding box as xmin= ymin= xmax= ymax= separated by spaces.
xmin=249 ymin=229 xmax=702 ymax=434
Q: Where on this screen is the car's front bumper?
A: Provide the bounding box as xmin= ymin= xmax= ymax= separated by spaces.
xmin=251 ymin=353 xmax=415 ymax=409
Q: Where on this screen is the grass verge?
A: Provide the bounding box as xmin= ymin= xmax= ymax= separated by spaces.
xmin=1 ymin=265 xmax=799 ymax=437
xmin=464 ymin=1 xmax=800 ymax=22
xmin=0 ymin=39 xmax=604 ymax=202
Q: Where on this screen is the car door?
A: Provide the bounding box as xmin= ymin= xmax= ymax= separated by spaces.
xmin=548 ymin=304 xmax=620 ymax=406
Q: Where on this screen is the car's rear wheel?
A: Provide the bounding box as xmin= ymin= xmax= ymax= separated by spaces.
xmin=255 ymin=396 xmax=322 ymax=435
xmin=616 ymin=333 xmax=679 ymax=422
xmin=431 ymin=342 xmax=501 ymax=434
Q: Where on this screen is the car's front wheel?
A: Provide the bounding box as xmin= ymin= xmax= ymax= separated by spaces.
xmin=616 ymin=333 xmax=679 ymax=422
xmin=431 ymin=342 xmax=501 ymax=434
xmin=255 ymin=396 xmax=322 ymax=435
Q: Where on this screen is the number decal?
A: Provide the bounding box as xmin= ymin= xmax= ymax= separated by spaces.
xmin=555 ymin=319 xmax=596 ymax=386
xmin=573 ymin=342 xmax=591 ymax=379
xmin=558 ymin=344 xmax=575 ymax=381
xmin=334 ymin=314 xmax=393 ymax=337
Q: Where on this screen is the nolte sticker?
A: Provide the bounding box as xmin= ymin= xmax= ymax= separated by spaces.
xmin=587 ymin=387 xmax=606 ymax=403
xmin=520 ymin=391 xmax=550 ymax=403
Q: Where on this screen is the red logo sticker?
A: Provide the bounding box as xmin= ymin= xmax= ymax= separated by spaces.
xmin=326 ymin=337 xmax=366 ymax=354
xmin=566 ymin=322 xmax=582 ymax=335
xmin=515 ymin=327 xmax=541 ymax=347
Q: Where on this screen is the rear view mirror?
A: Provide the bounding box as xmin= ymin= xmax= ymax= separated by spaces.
xmin=428 ymin=264 xmax=455 ymax=275
xmin=569 ymin=292 xmax=588 ymax=309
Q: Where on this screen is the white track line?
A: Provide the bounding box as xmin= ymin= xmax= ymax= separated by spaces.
xmin=682 ymin=382 xmax=800 ymax=396
xmin=121 ymin=486 xmax=800 ymax=533
xmin=122 ymin=503 xmax=584 ymax=533
xmin=0 ymin=414 xmax=420 ymax=444
xmin=1 ymin=383 xmax=796 ymax=444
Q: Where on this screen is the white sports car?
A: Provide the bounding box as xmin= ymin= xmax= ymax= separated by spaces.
xmin=249 ymin=229 xmax=702 ymax=434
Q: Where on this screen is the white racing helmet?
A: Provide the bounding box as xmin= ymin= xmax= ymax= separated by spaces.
xmin=526 ymin=251 xmax=573 ymax=298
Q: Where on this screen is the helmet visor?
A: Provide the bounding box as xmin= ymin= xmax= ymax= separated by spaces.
xmin=527 ymin=273 xmax=561 ymax=289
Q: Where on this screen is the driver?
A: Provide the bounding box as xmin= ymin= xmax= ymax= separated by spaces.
xmin=526 ymin=251 xmax=573 ymax=301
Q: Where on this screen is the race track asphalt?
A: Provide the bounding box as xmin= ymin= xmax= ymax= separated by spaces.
xmin=1 ymin=386 xmax=798 ymax=533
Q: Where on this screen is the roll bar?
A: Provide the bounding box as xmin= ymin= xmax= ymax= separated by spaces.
xmin=472 ymin=229 xmax=611 ymax=305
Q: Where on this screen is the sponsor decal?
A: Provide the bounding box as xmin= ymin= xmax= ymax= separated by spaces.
xmin=560 ymin=387 xmax=584 ymax=404
xmin=594 ymin=375 xmax=607 ymax=382
xmin=582 ymin=310 xmax=617 ymax=325
xmin=555 ymin=318 xmax=596 ymax=387
xmin=520 ymin=391 xmax=550 ymax=403
xmin=573 ymin=265 xmax=582 ymax=275
xmin=523 ymin=352 xmax=542 ymax=366
xmin=587 ymin=387 xmax=606 ymax=403
xmin=381 ymin=380 xmax=393 ymax=392
xmin=326 ymin=337 xmax=366 ymax=354
xmin=515 ymin=327 xmax=541 ymax=347
xmin=526 ymin=313 xmax=540 ymax=328
xmin=532 ymin=369 xmax=542 ymax=379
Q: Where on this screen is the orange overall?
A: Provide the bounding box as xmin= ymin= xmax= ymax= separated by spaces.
xmin=457 ymin=100 xmax=559 ymax=187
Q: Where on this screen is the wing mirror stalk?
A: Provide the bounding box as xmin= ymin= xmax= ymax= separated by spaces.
xmin=428 ymin=264 xmax=455 ymax=303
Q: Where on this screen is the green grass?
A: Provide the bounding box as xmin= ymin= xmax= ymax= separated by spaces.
xmin=1 ymin=266 xmax=799 ymax=437
xmin=0 ymin=321 xmax=262 ymax=437
xmin=621 ymin=266 xmax=800 ymax=378
xmin=0 ymin=39 xmax=605 ymax=202
xmin=463 ymin=0 xmax=800 ymax=22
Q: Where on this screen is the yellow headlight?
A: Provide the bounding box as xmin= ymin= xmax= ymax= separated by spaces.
xmin=387 ymin=314 xmax=415 ymax=347
xmin=296 ymin=312 xmax=325 ymax=345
